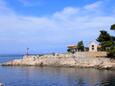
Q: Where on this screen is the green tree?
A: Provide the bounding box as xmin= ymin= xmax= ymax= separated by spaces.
xmin=97 ymin=29 xmax=115 ymax=58
xmin=67 ymin=48 xmax=72 ymax=53
xmin=108 ymin=47 xmax=115 ymax=57
xmin=109 ymin=24 xmax=115 ymax=57
xmin=110 ymin=24 xmax=115 ymax=41
xmin=96 ymin=30 xmax=112 ymax=51
xmin=77 ymin=41 xmax=84 ymax=51
xmin=97 ymin=30 xmax=111 ymax=42
xmin=110 ymin=24 xmax=115 ymax=30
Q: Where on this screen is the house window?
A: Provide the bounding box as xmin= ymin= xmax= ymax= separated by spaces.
xmin=92 ymin=45 xmax=94 ymax=47
xmin=92 ymin=48 xmax=94 ymax=50
xmin=92 ymin=45 xmax=94 ymax=50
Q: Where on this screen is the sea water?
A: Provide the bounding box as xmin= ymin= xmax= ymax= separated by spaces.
xmin=0 ymin=55 xmax=115 ymax=86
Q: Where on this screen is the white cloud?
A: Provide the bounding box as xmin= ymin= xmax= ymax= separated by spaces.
xmin=84 ymin=1 xmax=102 ymax=10
xmin=0 ymin=0 xmax=15 ymax=15
xmin=0 ymin=0 xmax=115 ymax=53
xmin=54 ymin=7 xmax=79 ymax=19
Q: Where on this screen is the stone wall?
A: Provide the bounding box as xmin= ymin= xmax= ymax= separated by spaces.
xmin=23 ymin=52 xmax=107 ymax=59
xmin=74 ymin=52 xmax=107 ymax=57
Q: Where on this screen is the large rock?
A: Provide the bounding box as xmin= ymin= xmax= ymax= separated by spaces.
xmin=2 ymin=54 xmax=115 ymax=69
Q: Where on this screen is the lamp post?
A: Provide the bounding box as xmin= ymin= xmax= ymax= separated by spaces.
xmin=26 ymin=48 xmax=29 ymax=57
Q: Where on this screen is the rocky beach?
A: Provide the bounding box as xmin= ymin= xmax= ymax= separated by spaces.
xmin=2 ymin=53 xmax=115 ymax=69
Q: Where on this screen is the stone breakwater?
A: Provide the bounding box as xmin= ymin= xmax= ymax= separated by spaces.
xmin=2 ymin=53 xmax=115 ymax=69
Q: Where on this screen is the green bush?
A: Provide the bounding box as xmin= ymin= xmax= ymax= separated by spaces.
xmin=107 ymin=46 xmax=115 ymax=58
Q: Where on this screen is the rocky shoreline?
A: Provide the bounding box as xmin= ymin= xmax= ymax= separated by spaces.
xmin=1 ymin=53 xmax=115 ymax=70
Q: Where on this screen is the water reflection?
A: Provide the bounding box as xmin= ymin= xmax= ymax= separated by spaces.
xmin=0 ymin=67 xmax=115 ymax=86
xmin=95 ymin=74 xmax=115 ymax=86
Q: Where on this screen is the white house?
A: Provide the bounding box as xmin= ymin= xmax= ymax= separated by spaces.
xmin=89 ymin=42 xmax=98 ymax=52
xmin=67 ymin=41 xmax=101 ymax=53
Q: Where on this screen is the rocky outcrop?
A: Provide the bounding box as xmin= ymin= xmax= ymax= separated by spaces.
xmin=2 ymin=53 xmax=115 ymax=69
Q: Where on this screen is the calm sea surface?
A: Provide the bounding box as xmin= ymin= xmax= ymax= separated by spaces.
xmin=0 ymin=55 xmax=23 ymax=63
xmin=0 ymin=55 xmax=115 ymax=86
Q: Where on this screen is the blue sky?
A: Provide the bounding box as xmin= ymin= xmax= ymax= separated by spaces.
xmin=0 ymin=0 xmax=115 ymax=54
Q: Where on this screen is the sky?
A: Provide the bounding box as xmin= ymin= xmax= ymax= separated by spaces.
xmin=0 ymin=0 xmax=115 ymax=54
